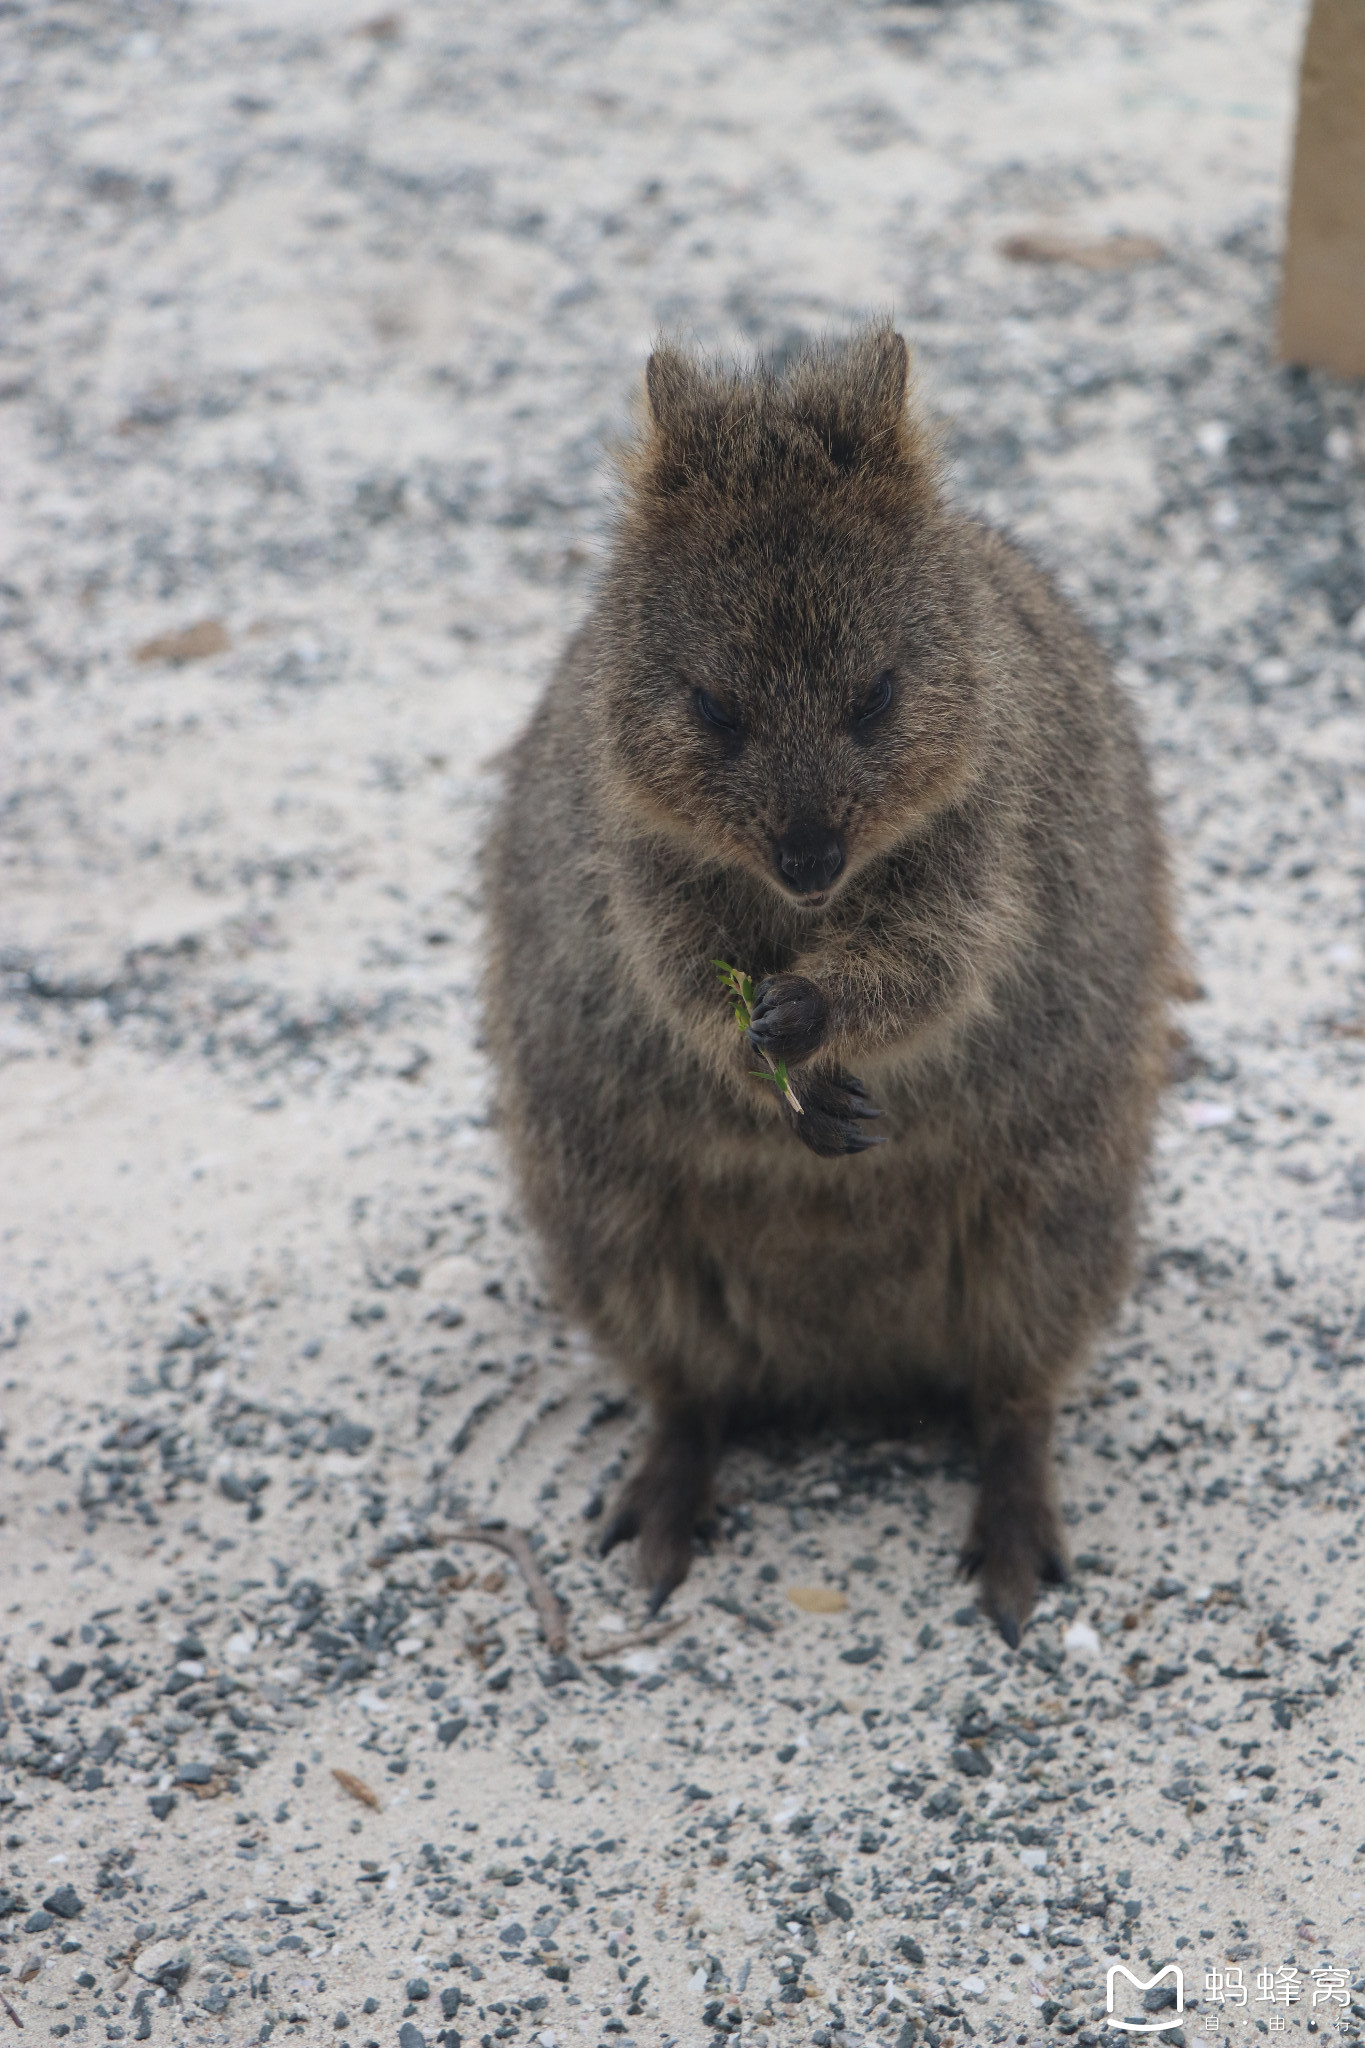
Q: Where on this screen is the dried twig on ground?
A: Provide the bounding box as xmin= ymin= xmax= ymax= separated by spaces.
xmin=133 ymin=619 xmax=230 ymax=664
xmin=998 ymin=230 xmax=1164 ymax=270
xmin=580 ymin=1612 xmax=690 ymax=1662
xmin=437 ymin=1523 xmax=568 ymax=1654
xmin=332 ymin=1766 xmax=381 ymax=1810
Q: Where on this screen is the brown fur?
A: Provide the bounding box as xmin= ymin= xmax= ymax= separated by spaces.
xmin=482 ymin=324 xmax=1178 ymax=1643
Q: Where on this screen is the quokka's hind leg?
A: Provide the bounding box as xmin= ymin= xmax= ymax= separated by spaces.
xmin=600 ymin=1402 xmax=722 ymax=1615
xmin=960 ymin=1395 xmax=1069 ymax=1649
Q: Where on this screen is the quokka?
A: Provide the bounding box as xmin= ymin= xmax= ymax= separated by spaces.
xmin=484 ymin=323 xmax=1177 ymax=1643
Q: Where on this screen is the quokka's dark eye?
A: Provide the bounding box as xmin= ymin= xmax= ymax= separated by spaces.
xmin=695 ymin=688 xmax=742 ymax=736
xmin=852 ymin=669 xmax=895 ymax=730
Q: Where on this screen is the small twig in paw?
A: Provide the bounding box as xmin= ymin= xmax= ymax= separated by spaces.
xmin=1 ymin=1993 xmax=21 ymax=2027
xmin=580 ymin=1612 xmax=691 ymax=1662
xmin=714 ymin=960 xmax=803 ymax=1112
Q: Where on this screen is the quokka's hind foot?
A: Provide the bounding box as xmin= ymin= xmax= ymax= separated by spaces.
xmin=960 ymin=1403 xmax=1069 ymax=1648
xmin=599 ymin=1407 xmax=719 ymax=1615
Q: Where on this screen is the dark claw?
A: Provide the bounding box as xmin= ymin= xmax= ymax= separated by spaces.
xmin=794 ymin=1065 xmax=887 ymax=1157
xmin=646 ymin=1579 xmax=673 ymax=1619
xmin=839 ymin=1126 xmax=886 ymax=1152
xmin=996 ymin=1610 xmax=1021 ymax=1651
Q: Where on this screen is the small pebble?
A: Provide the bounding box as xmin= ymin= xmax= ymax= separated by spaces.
xmin=325 ymin=1420 xmax=374 ymax=1455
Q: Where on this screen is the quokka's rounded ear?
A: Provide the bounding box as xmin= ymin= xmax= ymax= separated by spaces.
xmin=864 ymin=328 xmax=910 ymax=422
xmin=645 ymin=347 xmax=701 ymax=434
xmin=787 ymin=323 xmax=915 ymax=476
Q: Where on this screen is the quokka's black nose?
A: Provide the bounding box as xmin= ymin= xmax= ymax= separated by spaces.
xmin=775 ymin=825 xmax=845 ymax=894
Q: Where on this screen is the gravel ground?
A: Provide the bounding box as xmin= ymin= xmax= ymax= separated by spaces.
xmin=3 ymin=2 xmax=1365 ymax=2044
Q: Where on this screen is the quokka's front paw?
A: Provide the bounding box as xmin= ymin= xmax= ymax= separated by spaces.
xmin=792 ymin=1067 xmax=884 ymax=1156
xmin=746 ymin=972 xmax=829 ymax=1066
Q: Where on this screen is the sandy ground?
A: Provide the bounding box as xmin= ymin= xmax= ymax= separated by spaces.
xmin=2 ymin=0 xmax=1365 ymax=2044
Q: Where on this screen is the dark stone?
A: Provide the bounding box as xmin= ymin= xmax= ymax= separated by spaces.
xmin=324 ymin=1420 xmax=374 ymax=1455
xmin=177 ymin=1762 xmax=214 ymax=1784
xmin=950 ymin=1745 xmax=993 ymax=1779
xmin=148 ymin=1793 xmax=177 ymax=1820
xmin=897 ymin=1935 xmax=926 ymax=1966
xmin=824 ymin=1890 xmax=853 ymax=1922
xmin=82 ymin=1767 xmax=104 ymax=1792
xmin=399 ymin=2025 xmax=427 ymax=2048
xmin=42 ymin=1884 xmax=84 ymax=1919
xmin=49 ymin=1663 xmax=87 ymax=1694
xmin=838 ymin=1640 xmax=882 ymax=1665
xmin=439 ymin=1987 xmax=463 ymax=2020
xmin=436 ymin=1717 xmax=468 ymax=1747
xmin=407 ymin=1978 xmax=431 ymax=2000
xmin=219 ymin=1473 xmax=251 ymax=1503
xmin=23 ymin=1910 xmax=53 ymax=1932
xmin=538 ymin=1655 xmax=580 ymax=1687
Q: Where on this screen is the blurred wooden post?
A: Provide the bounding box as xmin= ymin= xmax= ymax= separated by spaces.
xmin=1278 ymin=0 xmax=1365 ymax=377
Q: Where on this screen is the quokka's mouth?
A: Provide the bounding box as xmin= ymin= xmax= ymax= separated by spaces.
xmin=773 ymin=884 xmax=837 ymax=912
